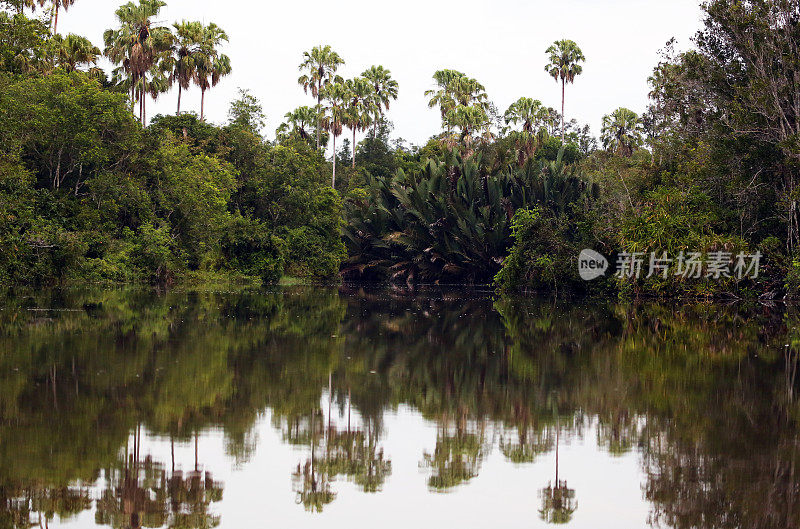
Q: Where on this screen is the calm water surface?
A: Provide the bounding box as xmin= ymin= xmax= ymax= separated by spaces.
xmin=0 ymin=286 xmax=798 ymax=528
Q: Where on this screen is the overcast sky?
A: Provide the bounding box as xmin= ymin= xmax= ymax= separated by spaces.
xmin=58 ymin=0 xmax=704 ymax=146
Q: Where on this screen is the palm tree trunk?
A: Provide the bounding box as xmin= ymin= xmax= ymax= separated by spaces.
xmin=177 ymin=84 xmax=182 ymax=115
xmin=316 ymin=85 xmax=322 ymax=150
xmin=51 ymin=2 xmax=58 ymax=34
xmin=561 ymin=79 xmax=566 ymax=144
xmin=332 ymin=134 xmax=337 ymax=188
xmin=352 ymin=128 xmax=356 ymax=168
xmin=201 ymin=88 xmax=206 ymax=121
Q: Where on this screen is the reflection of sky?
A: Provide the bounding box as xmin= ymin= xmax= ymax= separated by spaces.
xmin=53 ymin=404 xmax=650 ymax=529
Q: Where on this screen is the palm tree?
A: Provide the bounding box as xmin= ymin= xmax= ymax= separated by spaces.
xmin=277 ymin=106 xmax=319 ymax=143
xmin=343 ymin=77 xmax=374 ymax=168
xmin=544 ymin=39 xmax=585 ymax=143
xmin=322 ymin=81 xmax=348 ymax=188
xmin=601 ymin=107 xmax=643 ymax=157
xmin=49 ymin=0 xmax=76 ymax=35
xmin=362 ymin=65 xmax=398 ymax=135
xmin=504 ymin=97 xmax=549 ymax=164
xmin=54 ymin=33 xmax=100 ymax=72
xmin=165 ymin=21 xmax=204 ymax=115
xmin=298 ymin=45 xmax=345 ymax=150
xmin=425 ymin=69 xmax=488 ymax=138
xmin=193 ymin=23 xmax=231 ymax=121
xmin=103 ymin=0 xmax=173 ymax=125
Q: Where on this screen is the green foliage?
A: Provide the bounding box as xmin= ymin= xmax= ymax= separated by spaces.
xmin=344 ymin=149 xmax=597 ymax=285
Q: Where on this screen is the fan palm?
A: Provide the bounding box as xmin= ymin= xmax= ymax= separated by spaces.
xmin=103 ymin=0 xmax=173 ymax=125
xmin=426 ymin=69 xmax=490 ymax=152
xmin=278 ymin=106 xmax=319 ymax=143
xmin=53 ymin=33 xmax=100 ymax=72
xmin=321 ymin=81 xmax=348 ymax=188
xmin=544 ymin=40 xmax=585 ymax=143
xmin=504 ymin=97 xmax=549 ymax=164
xmin=362 ymin=65 xmax=398 ymax=135
xmin=165 ymin=20 xmax=204 ymax=115
xmin=298 ymin=45 xmax=345 ymax=150
xmin=193 ymin=23 xmax=231 ymax=121
xmin=49 ymin=0 xmax=76 ymax=34
xmin=601 ymin=107 xmax=643 ymax=157
xmin=343 ymin=77 xmax=374 ymax=168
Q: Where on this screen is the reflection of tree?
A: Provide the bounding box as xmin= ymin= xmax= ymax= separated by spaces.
xmin=292 ymin=411 xmax=336 ymax=513
xmin=422 ymin=415 xmax=487 ymax=491
xmin=0 ymin=482 xmax=91 ymax=529
xmin=500 ymin=424 xmax=554 ymax=464
xmin=96 ymin=426 xmax=223 ymax=529
xmin=538 ymin=404 xmax=577 ymax=525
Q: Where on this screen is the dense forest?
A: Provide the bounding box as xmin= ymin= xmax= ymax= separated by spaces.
xmin=1 ymin=0 xmax=799 ymax=297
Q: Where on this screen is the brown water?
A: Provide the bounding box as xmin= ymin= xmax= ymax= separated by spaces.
xmin=0 ymin=286 xmax=797 ymax=528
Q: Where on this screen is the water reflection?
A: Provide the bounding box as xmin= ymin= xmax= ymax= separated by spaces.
xmin=0 ymin=287 xmax=798 ymax=528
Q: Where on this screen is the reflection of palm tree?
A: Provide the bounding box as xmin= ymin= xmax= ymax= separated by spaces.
xmin=538 ymin=406 xmax=577 ymax=524
xmin=422 ymin=415 xmax=486 ymax=491
xmin=292 ymin=411 xmax=336 ymax=512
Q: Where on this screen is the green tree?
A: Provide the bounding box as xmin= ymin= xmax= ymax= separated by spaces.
xmin=165 ymin=20 xmax=204 ymax=116
xmin=601 ymin=107 xmax=643 ymax=157
xmin=321 ymin=81 xmax=348 ymax=188
xmin=504 ymin=97 xmax=549 ymax=165
xmin=544 ymin=39 xmax=585 ymax=143
xmin=103 ymin=0 xmax=174 ymax=125
xmin=298 ymin=45 xmax=344 ymax=151
xmin=53 ymin=33 xmax=100 ymax=73
xmin=193 ymin=23 xmax=231 ymax=121
xmin=362 ymin=65 xmax=398 ymax=135
xmin=343 ymin=77 xmax=373 ymax=168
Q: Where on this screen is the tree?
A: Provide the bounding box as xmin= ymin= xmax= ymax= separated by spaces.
xmin=49 ymin=0 xmax=76 ymax=35
xmin=321 ymin=81 xmax=348 ymax=188
xmin=298 ymin=45 xmax=345 ymax=150
xmin=277 ymin=106 xmax=318 ymax=144
xmin=362 ymin=65 xmax=398 ymax=135
xmin=53 ymin=33 xmax=100 ymax=73
xmin=343 ymin=77 xmax=373 ymax=168
xmin=165 ymin=20 xmax=203 ymax=116
xmin=425 ymin=70 xmax=490 ymax=153
xmin=601 ymin=107 xmax=643 ymax=157
xmin=103 ymin=0 xmax=173 ymax=125
xmin=544 ymin=39 xmax=585 ymax=143
xmin=193 ymin=23 xmax=231 ymax=121
xmin=504 ymin=97 xmax=549 ymax=164
xmin=227 ymin=88 xmax=265 ymax=135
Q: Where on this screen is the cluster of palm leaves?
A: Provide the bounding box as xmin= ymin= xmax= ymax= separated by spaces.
xmin=342 ymin=149 xmax=597 ymax=285
xmin=425 ymin=69 xmax=493 ymax=156
xmin=103 ymin=0 xmax=231 ymax=125
xmin=601 ymin=107 xmax=644 ymax=157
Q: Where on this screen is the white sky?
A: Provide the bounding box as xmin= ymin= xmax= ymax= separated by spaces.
xmin=57 ymin=0 xmax=704 ymax=146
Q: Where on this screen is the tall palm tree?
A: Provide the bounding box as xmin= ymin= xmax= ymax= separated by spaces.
xmin=343 ymin=77 xmax=374 ymax=168
xmin=193 ymin=23 xmax=231 ymax=121
xmin=298 ymin=45 xmax=345 ymax=150
xmin=165 ymin=20 xmax=204 ymax=115
xmin=103 ymin=0 xmax=173 ymax=125
xmin=601 ymin=107 xmax=643 ymax=157
xmin=49 ymin=0 xmax=76 ymax=35
xmin=322 ymin=81 xmax=348 ymax=188
xmin=53 ymin=33 xmax=100 ymax=72
xmin=362 ymin=65 xmax=398 ymax=136
xmin=544 ymin=39 xmax=585 ymax=144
